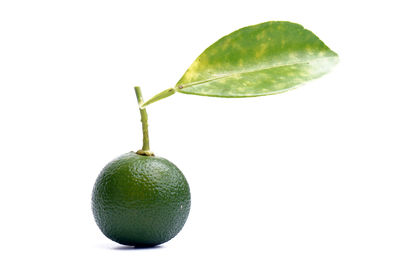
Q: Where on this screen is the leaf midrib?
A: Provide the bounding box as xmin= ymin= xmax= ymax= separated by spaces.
xmin=177 ymin=55 xmax=337 ymax=90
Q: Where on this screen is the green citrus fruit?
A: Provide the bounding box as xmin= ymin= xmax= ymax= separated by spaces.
xmin=92 ymin=152 xmax=191 ymax=247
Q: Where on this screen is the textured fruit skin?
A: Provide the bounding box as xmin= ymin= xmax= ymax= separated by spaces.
xmin=92 ymin=152 xmax=191 ymax=247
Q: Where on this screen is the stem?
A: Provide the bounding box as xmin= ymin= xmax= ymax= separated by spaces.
xmin=141 ymin=88 xmax=175 ymax=108
xmin=134 ymin=86 xmax=154 ymax=156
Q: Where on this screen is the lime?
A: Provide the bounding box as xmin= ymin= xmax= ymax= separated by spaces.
xmin=92 ymin=151 xmax=191 ymax=247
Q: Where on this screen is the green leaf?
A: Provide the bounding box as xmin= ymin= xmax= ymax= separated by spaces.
xmin=175 ymin=21 xmax=338 ymax=97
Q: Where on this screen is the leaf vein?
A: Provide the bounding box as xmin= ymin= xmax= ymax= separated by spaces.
xmin=177 ymin=56 xmax=337 ymax=90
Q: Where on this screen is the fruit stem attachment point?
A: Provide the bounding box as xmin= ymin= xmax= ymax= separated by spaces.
xmin=134 ymin=86 xmax=154 ymax=156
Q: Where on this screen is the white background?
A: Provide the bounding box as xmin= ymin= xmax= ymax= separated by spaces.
xmin=1 ymin=0 xmax=399 ymax=275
